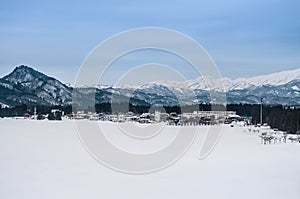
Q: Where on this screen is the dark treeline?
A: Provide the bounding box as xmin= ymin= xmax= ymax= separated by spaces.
xmin=0 ymin=105 xmax=72 ymax=117
xmin=1 ymin=103 xmax=299 ymax=133
xmin=226 ymin=104 xmax=300 ymax=133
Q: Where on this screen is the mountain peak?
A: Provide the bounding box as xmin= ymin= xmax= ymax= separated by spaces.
xmin=1 ymin=65 xmax=73 ymax=106
xmin=17 ymin=65 xmax=31 ymax=69
xmin=4 ymin=65 xmax=47 ymax=83
xmin=13 ymin=65 xmax=39 ymax=73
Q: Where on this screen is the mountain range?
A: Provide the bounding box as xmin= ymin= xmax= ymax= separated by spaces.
xmin=0 ymin=65 xmax=299 ymax=108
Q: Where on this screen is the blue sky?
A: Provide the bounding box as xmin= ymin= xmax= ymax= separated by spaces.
xmin=0 ymin=0 xmax=300 ymax=84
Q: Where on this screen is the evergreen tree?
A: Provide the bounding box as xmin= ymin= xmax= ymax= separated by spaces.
xmin=48 ymin=112 xmax=56 ymax=120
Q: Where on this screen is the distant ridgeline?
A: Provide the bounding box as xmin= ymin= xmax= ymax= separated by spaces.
xmin=0 ymin=103 xmax=299 ymax=134
xmin=1 ymin=65 xmax=300 ymax=108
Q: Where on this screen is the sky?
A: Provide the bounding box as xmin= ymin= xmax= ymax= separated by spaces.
xmin=0 ymin=0 xmax=300 ymax=85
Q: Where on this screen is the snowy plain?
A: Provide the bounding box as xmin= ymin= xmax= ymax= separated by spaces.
xmin=0 ymin=119 xmax=300 ymax=199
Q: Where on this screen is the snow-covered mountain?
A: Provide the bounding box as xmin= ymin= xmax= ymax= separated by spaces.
xmin=113 ymin=68 xmax=300 ymax=105
xmin=1 ymin=65 xmax=73 ymax=106
xmin=230 ymin=68 xmax=300 ymax=89
xmin=0 ymin=65 xmax=299 ymax=107
xmin=146 ymin=67 xmax=300 ymax=92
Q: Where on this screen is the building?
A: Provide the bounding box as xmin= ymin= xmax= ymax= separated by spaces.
xmin=154 ymin=111 xmax=169 ymax=122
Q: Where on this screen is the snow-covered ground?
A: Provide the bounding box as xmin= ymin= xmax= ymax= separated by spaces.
xmin=0 ymin=119 xmax=300 ymax=199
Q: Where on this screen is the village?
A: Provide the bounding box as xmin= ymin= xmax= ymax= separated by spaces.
xmin=17 ymin=109 xmax=300 ymax=145
xmin=28 ymin=109 xmax=246 ymax=125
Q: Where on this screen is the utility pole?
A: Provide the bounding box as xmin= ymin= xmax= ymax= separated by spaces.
xmin=34 ymin=106 xmax=37 ymax=120
xmin=260 ymin=97 xmax=263 ymax=125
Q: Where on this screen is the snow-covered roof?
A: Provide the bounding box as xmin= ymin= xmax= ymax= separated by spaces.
xmin=228 ymin=114 xmax=241 ymax=118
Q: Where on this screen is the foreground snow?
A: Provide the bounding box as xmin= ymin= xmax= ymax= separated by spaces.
xmin=0 ymin=119 xmax=300 ymax=199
